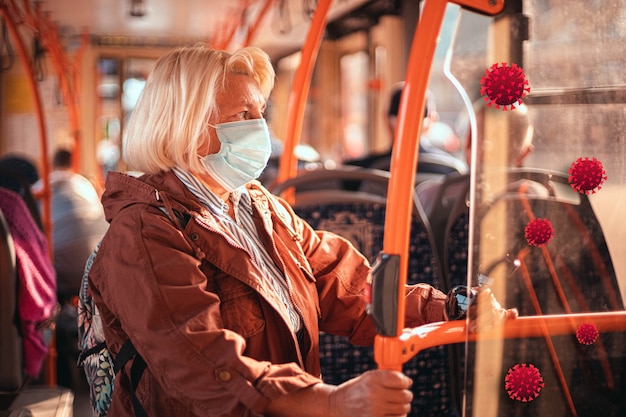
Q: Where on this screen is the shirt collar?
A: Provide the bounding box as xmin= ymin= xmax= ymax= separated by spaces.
xmin=172 ymin=168 xmax=251 ymax=215
xmin=230 ymin=188 xmax=252 ymax=213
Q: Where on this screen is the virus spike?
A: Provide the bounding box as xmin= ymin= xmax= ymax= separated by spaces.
xmin=480 ymin=62 xmax=530 ymax=110
xmin=568 ymin=157 xmax=607 ymax=195
xmin=524 ymin=218 xmax=555 ymax=247
xmin=504 ymin=363 xmax=545 ymax=402
xmin=576 ymin=323 xmax=600 ymax=345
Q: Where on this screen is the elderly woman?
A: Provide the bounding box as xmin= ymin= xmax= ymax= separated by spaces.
xmin=88 ymin=44 xmax=512 ymax=417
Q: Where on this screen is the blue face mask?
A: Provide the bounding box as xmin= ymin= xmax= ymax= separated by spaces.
xmin=201 ymin=119 xmax=272 ymax=192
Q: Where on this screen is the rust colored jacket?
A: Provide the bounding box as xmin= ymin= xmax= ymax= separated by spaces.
xmin=89 ymin=170 xmax=447 ymax=417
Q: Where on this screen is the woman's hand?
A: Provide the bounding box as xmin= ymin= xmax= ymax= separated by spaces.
xmin=266 ymin=369 xmax=414 ymax=417
xmin=468 ymin=287 xmax=518 ymax=333
xmin=329 ymin=370 xmax=414 ymax=417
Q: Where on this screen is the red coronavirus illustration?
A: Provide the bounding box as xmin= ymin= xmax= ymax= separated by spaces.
xmin=576 ymin=323 xmax=600 ymax=345
xmin=505 ymin=363 xmax=544 ymax=402
xmin=524 ymin=218 xmax=555 ymax=247
xmin=480 ymin=62 xmax=530 ymax=110
xmin=568 ymin=157 xmax=607 ymax=195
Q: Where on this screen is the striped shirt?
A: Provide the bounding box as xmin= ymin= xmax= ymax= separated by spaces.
xmin=172 ymin=168 xmax=302 ymax=332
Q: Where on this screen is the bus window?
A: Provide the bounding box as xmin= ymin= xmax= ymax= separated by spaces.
xmin=340 ymin=50 xmax=369 ymax=160
xmin=95 ymin=56 xmax=152 ymax=177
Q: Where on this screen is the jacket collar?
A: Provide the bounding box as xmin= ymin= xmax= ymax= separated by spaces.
xmin=102 ymin=171 xmax=275 ymax=228
xmin=101 ymin=171 xmax=205 ymax=223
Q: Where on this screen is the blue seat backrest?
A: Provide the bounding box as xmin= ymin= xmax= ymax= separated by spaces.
xmin=291 ymin=190 xmax=454 ymax=417
xmin=427 ymin=168 xmax=625 ymax=416
xmin=470 ymin=176 xmax=624 ymax=416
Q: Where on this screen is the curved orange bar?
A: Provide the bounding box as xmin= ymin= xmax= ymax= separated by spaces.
xmin=377 ymin=0 xmax=449 ymax=370
xmin=37 ymin=13 xmax=88 ymax=173
xmin=245 ymin=0 xmax=275 ymax=45
xmin=454 ymin=0 xmax=505 ymax=14
xmin=375 ymin=311 xmax=626 ymax=368
xmin=276 ymin=0 xmax=333 ymax=204
xmin=376 ymin=0 xmax=502 ymax=371
xmin=2 ymin=1 xmax=55 ymax=386
xmin=1 ymin=2 xmax=52 ymax=251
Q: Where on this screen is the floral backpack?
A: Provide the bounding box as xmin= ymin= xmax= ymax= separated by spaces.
xmin=77 ymin=242 xmax=147 ymax=417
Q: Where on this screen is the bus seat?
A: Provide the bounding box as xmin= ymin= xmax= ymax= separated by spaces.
xmin=270 ymin=165 xmax=393 ymax=196
xmin=418 ymin=168 xmax=622 ymax=302
xmin=415 ymin=172 xmax=470 ymax=291
xmin=272 ymin=168 xmax=455 ymax=417
xmin=471 ymin=169 xmax=625 ymax=416
xmin=367 ymin=150 xmax=468 ymax=186
xmin=417 ymin=168 xmax=625 ymax=416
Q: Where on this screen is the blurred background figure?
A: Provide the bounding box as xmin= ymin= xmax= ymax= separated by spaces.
xmin=0 ymin=155 xmax=44 ymax=231
xmin=32 ymin=148 xmax=108 ymax=391
xmin=341 ymin=83 xmax=467 ymax=193
xmin=456 ymin=100 xmax=534 ymax=169
xmin=343 ymin=82 xmax=467 ymax=176
xmin=0 ymin=160 xmax=56 ymax=382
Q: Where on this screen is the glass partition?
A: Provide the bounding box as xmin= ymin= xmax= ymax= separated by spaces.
xmin=445 ymin=1 xmax=626 ymax=416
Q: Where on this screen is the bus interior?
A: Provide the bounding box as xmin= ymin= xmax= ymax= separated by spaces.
xmin=1 ymin=0 xmax=625 ymax=416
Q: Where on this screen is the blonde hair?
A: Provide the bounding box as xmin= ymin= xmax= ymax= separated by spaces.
xmin=123 ymin=44 xmax=275 ymax=174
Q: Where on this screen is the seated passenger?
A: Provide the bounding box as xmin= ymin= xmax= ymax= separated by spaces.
xmin=345 ymin=84 xmax=467 ymax=171
xmin=30 ymin=148 xmax=108 ymax=391
xmin=0 ymin=187 xmax=56 ymax=379
xmin=342 ymin=83 xmax=467 ymax=191
xmin=88 ymin=44 xmax=515 ymax=417
xmin=0 ymin=155 xmax=43 ymax=231
xmin=32 ymin=148 xmax=109 ymax=305
xmin=416 ymin=101 xmax=545 ymax=289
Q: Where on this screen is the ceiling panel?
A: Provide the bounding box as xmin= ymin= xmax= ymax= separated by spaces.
xmin=33 ymin=0 xmax=373 ymax=59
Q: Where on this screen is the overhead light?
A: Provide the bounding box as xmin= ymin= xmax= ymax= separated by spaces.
xmin=130 ymin=0 xmax=146 ymax=17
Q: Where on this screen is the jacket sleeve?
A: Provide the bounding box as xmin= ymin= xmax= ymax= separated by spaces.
xmin=271 ymin=195 xmax=447 ymax=346
xmin=89 ymin=205 xmax=320 ymax=416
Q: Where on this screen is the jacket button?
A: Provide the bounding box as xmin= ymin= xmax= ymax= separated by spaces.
xmin=218 ymin=370 xmax=232 ymax=382
xmin=190 ymin=233 xmax=199 ymax=241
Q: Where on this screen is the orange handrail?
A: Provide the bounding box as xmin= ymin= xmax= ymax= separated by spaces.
xmin=212 ymin=0 xmax=274 ymax=50
xmin=1 ymin=1 xmax=55 ymax=386
xmin=276 ymin=0 xmax=333 ymax=204
xmin=37 ymin=19 xmax=88 ymax=173
xmin=245 ymin=0 xmax=276 ymax=46
xmin=375 ymin=311 xmax=626 ymax=368
xmin=374 ymin=0 xmax=504 ymax=371
xmin=0 ymin=2 xmax=52 ymax=253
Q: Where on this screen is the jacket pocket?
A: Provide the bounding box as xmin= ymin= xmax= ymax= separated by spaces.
xmin=218 ymin=281 xmax=265 ymax=338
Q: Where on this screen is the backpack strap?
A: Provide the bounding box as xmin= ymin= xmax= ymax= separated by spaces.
xmin=114 ymin=339 xmax=148 ymax=417
xmin=77 ymin=340 xmax=107 ymax=366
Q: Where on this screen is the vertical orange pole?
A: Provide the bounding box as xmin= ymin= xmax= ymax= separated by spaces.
xmin=1 ymin=3 xmax=52 ymax=252
xmin=276 ymin=0 xmax=333 ymax=204
xmin=245 ymin=0 xmax=275 ymax=45
xmin=374 ymin=0 xmax=505 ymax=371
xmin=1 ymin=2 xmax=55 ymax=387
xmin=35 ymin=7 xmax=88 ymax=173
xmin=374 ymin=0 xmax=448 ymax=371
